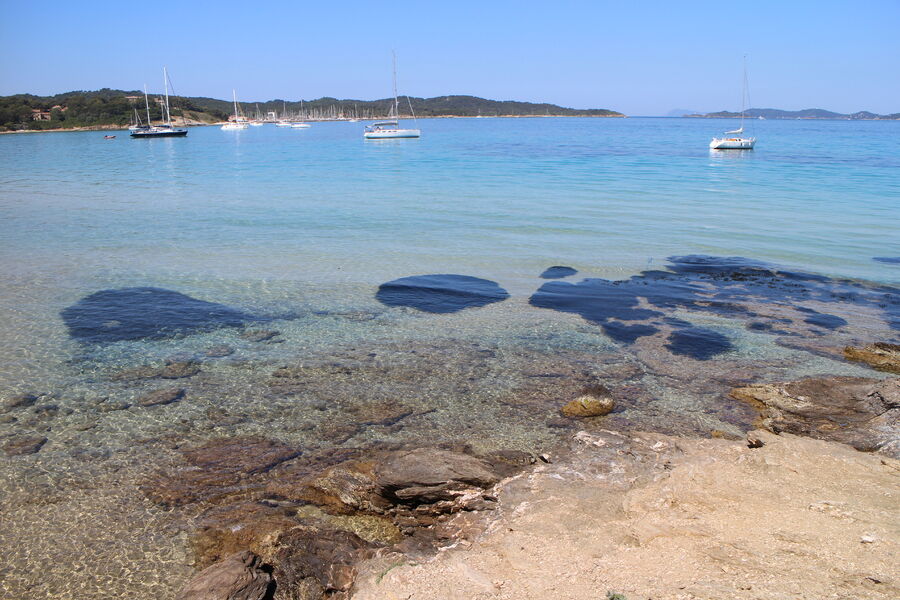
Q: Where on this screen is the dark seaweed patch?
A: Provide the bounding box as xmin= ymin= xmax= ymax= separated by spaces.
xmin=540 ymin=266 xmax=578 ymax=279
xmin=376 ymin=274 xmax=509 ymax=314
xmin=601 ymin=322 xmax=659 ymax=343
xmin=665 ymin=328 xmax=733 ymax=360
xmin=873 ymin=257 xmax=900 ymax=265
xmin=61 ymin=287 xmax=261 ymax=343
xmin=529 ymin=254 xmax=899 ymax=345
xmin=802 ymin=312 xmax=848 ymax=330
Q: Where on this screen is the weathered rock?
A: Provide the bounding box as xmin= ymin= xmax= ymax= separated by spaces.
xmin=241 ymin=329 xmax=281 ymax=343
xmin=192 ymin=502 xmax=299 ymax=568
xmin=284 ymin=460 xmax=387 ymax=515
xmin=142 ymin=437 xmax=302 ymax=507
xmin=177 ymin=550 xmax=272 ymax=600
xmin=207 ymin=345 xmax=236 ymax=357
xmin=561 ymin=384 xmax=616 ymax=417
xmin=731 ymin=376 xmax=900 ymax=457
xmin=137 ymin=387 xmax=185 ymax=407
xmin=273 ymin=524 xmax=373 ymax=595
xmin=376 ymin=448 xmax=500 ymax=505
xmin=1 ymin=393 xmax=38 ymax=413
xmin=844 ymin=342 xmax=900 ymax=374
xmin=3 ymin=435 xmax=47 ymax=456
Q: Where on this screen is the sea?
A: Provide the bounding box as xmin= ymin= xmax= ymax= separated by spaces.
xmin=0 ymin=116 xmax=898 ymax=598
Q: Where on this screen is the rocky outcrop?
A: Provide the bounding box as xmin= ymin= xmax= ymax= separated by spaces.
xmin=844 ymin=342 xmax=900 ymax=374
xmin=561 ymin=384 xmax=616 ymax=417
xmin=272 ymin=525 xmax=373 ymax=598
xmin=177 ymin=550 xmax=272 ymax=600
xmin=731 ymin=376 xmax=899 ymax=457
xmin=375 ymin=448 xmax=500 ymax=507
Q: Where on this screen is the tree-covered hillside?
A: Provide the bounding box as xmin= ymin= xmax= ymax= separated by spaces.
xmin=0 ymin=89 xmax=623 ymax=131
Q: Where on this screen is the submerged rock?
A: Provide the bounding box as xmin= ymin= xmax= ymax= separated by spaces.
xmin=240 ymin=329 xmax=281 ymax=343
xmin=0 ymin=393 xmax=38 ymax=413
xmin=206 ymin=345 xmax=236 ymax=358
xmin=177 ymin=550 xmax=272 ymax=600
xmin=540 ymin=265 xmax=578 ymax=279
xmin=561 ymin=384 xmax=616 ymax=417
xmin=731 ymin=376 xmax=900 ymax=457
xmin=2 ymin=434 xmax=47 ymax=456
xmin=137 ymin=387 xmax=185 ymax=407
xmin=844 ymin=342 xmax=900 ymax=374
xmin=376 ymin=274 xmax=509 ymax=313
xmin=61 ymin=287 xmax=261 ymax=343
xmin=273 ymin=524 xmax=373 ymax=596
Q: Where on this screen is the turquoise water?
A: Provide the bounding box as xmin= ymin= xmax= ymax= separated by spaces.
xmin=0 ymin=117 xmax=898 ymax=599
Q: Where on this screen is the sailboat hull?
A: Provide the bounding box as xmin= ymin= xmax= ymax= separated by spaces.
xmin=709 ymin=137 xmax=755 ymax=150
xmin=364 ymin=129 xmax=421 ymax=139
xmin=130 ymin=129 xmax=188 ymax=138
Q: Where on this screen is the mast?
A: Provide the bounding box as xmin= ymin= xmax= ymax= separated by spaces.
xmin=144 ymin=84 xmax=151 ymax=126
xmin=392 ymin=50 xmax=399 ymax=119
xmin=163 ymin=67 xmax=171 ymax=126
xmin=740 ymin=55 xmax=748 ymax=132
xmin=232 ymin=90 xmax=239 ymax=121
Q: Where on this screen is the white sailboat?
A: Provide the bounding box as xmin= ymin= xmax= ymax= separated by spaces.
xmin=364 ymin=52 xmax=420 ymax=139
xmin=710 ymin=57 xmax=756 ymax=150
xmin=130 ymin=67 xmax=188 ymax=138
xmin=222 ymin=90 xmax=249 ymax=130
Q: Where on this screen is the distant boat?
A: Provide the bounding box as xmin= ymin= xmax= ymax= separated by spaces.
xmin=710 ymin=57 xmax=756 ymax=150
xmin=103 ymin=135 xmax=116 ymax=139
xmin=222 ymin=90 xmax=249 ymax=130
xmin=364 ymin=52 xmax=420 ymax=139
xmin=131 ymin=68 xmax=188 ymax=138
xmin=291 ymin=122 xmax=310 ymax=128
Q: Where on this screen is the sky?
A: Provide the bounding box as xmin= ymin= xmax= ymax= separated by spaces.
xmin=1 ymin=0 xmax=898 ymax=116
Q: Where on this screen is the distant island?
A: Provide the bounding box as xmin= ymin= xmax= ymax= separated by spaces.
xmin=685 ymin=107 xmax=900 ymax=120
xmin=0 ymin=89 xmax=624 ymax=132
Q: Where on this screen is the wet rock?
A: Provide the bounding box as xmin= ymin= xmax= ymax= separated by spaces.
xmin=731 ymin=376 xmax=900 ymax=457
xmin=97 ymin=399 xmax=132 ymax=412
xmin=844 ymin=342 xmax=900 ymax=374
xmin=346 ymin=400 xmax=414 ymax=427
xmin=561 ymin=384 xmax=616 ymax=417
xmin=3 ymin=435 xmax=47 ymax=456
xmin=1 ymin=393 xmax=38 ymax=413
xmin=273 ymin=524 xmax=373 ymax=595
xmin=161 ymin=360 xmax=201 ymax=379
xmin=192 ymin=502 xmax=299 ymax=568
xmin=137 ymin=387 xmax=185 ymax=407
xmin=283 ymin=461 xmax=387 ymax=515
xmin=207 ymin=345 xmax=236 ymax=357
xmin=540 ymin=266 xmax=578 ymax=279
xmin=240 ymin=329 xmax=281 ymax=343
xmin=177 ymin=550 xmax=272 ymax=600
xmin=0 ymin=414 xmax=17 ymax=424
xmin=143 ymin=437 xmax=302 ymax=507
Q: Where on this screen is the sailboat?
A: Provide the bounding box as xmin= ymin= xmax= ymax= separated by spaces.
xmin=710 ymin=57 xmax=756 ymax=150
xmin=364 ymin=52 xmax=420 ymax=139
xmin=130 ymin=67 xmax=188 ymax=138
xmin=222 ymin=90 xmax=249 ymax=130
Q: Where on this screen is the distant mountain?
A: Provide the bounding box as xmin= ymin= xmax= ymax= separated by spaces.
xmin=685 ymin=107 xmax=899 ymax=120
xmin=0 ymin=89 xmax=624 ymax=131
xmin=667 ymin=108 xmax=703 ymax=117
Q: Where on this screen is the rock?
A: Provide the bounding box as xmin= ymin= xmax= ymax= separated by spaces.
xmin=240 ymin=330 xmax=280 ymax=343
xmin=1 ymin=393 xmax=38 ymax=413
xmin=97 ymin=399 xmax=132 ymax=412
xmin=283 ymin=461 xmax=387 ymax=515
xmin=0 ymin=415 xmax=16 ymax=424
xmin=376 ymin=448 xmax=500 ymax=505
xmin=206 ymin=345 xmax=236 ymax=358
xmin=191 ymin=502 xmax=300 ymax=568
xmin=177 ymin=550 xmax=272 ymax=600
xmin=3 ymin=435 xmax=47 ymax=456
xmin=110 ymin=365 xmax=164 ymax=381
xmin=161 ymin=360 xmax=201 ymax=379
xmin=731 ymin=376 xmax=900 ymax=457
xmin=273 ymin=524 xmax=373 ymax=595
xmin=346 ymin=400 xmax=414 ymax=427
xmin=561 ymin=384 xmax=616 ymax=417
xmin=844 ymin=342 xmax=900 ymax=374
xmin=137 ymin=387 xmax=185 ymax=407
xmin=142 ymin=437 xmax=301 ymax=507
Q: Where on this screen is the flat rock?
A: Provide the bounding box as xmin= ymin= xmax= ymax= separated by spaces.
xmin=1 ymin=393 xmax=38 ymax=413
xmin=273 ymin=524 xmax=373 ymax=594
xmin=137 ymin=387 xmax=185 ymax=407
xmin=160 ymin=360 xmax=201 ymax=379
xmin=3 ymin=434 xmax=48 ymax=456
xmin=177 ymin=550 xmax=272 ymax=600
xmin=376 ymin=448 xmax=500 ymax=504
xmin=731 ymin=376 xmax=900 ymax=457
xmin=845 ymin=342 xmax=900 ymax=374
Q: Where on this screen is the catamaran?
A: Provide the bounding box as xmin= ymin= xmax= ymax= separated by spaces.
xmin=222 ymin=90 xmax=249 ymax=130
xmin=130 ymin=67 xmax=188 ymax=138
xmin=364 ymin=53 xmax=420 ymax=139
xmin=710 ymin=57 xmax=756 ymax=150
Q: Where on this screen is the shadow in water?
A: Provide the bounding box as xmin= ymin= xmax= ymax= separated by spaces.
xmin=376 ymin=274 xmax=509 ymax=314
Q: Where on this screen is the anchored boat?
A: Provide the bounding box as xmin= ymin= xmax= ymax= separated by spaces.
xmin=130 ymin=68 xmax=188 ymax=138
xmin=364 ymin=52 xmax=420 ymax=139
xmin=710 ymin=57 xmax=756 ymax=150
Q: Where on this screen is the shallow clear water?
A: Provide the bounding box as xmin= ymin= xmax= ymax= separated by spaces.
xmin=0 ymin=117 xmax=898 ymax=599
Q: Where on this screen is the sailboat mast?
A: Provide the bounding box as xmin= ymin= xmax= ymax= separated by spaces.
xmin=740 ymin=55 xmax=747 ymax=131
xmin=232 ymin=90 xmax=239 ymax=121
xmin=144 ymin=84 xmax=151 ymax=126
xmin=392 ymin=51 xmax=399 ymax=119
xmin=163 ymin=67 xmax=171 ymax=126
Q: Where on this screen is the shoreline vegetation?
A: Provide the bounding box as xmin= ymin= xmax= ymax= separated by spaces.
xmin=0 ymin=88 xmax=624 ymax=133
xmin=685 ymin=107 xmax=900 ymax=120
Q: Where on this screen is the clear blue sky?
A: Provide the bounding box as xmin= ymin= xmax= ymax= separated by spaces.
xmin=1 ymin=0 xmax=897 ymax=115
